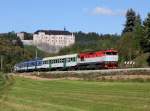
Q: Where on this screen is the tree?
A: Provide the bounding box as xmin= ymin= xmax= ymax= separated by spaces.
xmin=122 ymin=9 xmax=136 ymax=34
xmin=141 ymin=13 xmax=150 ymax=52
xmin=133 ymin=14 xmax=144 ymax=54
xmin=15 ymin=37 xmax=24 ymax=48
xmin=120 ymin=10 xmax=144 ymax=63
xmin=118 ymin=32 xmax=137 ymax=61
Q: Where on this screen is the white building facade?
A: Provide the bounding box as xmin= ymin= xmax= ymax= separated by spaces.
xmin=33 ymin=30 xmax=75 ymax=53
xmin=17 ymin=32 xmax=26 ymax=40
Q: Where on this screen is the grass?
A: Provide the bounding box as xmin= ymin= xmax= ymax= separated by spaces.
xmin=0 ymin=72 xmax=14 ymax=108
xmin=1 ymin=77 xmax=150 ymax=111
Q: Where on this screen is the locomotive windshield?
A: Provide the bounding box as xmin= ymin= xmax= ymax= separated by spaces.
xmin=105 ymin=52 xmax=118 ymax=55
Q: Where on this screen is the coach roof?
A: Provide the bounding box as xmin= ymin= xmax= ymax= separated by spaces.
xmin=34 ymin=30 xmax=72 ymax=35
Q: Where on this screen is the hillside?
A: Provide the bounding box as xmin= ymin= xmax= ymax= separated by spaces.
xmin=23 ymin=45 xmax=50 ymax=58
xmin=1 ymin=77 xmax=150 ymax=111
xmin=0 ymin=33 xmax=49 ymax=72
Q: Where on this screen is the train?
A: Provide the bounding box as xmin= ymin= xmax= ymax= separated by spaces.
xmin=14 ymin=49 xmax=118 ymax=72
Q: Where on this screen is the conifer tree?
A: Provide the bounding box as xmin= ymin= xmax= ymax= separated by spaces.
xmin=133 ymin=14 xmax=144 ymax=53
xmin=122 ymin=8 xmax=136 ymax=34
xmin=141 ymin=13 xmax=150 ymax=52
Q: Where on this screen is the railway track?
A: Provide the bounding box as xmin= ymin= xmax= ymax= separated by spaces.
xmin=39 ymin=68 xmax=150 ymax=74
xmin=13 ymin=68 xmax=150 ymax=75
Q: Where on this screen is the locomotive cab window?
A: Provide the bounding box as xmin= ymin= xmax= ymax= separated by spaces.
xmin=112 ymin=52 xmax=118 ymax=55
xmin=106 ymin=52 xmax=117 ymax=55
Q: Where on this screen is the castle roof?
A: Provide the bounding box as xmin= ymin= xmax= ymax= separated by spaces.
xmin=34 ymin=30 xmax=72 ymax=35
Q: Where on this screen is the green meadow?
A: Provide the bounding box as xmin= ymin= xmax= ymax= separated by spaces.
xmin=1 ymin=77 xmax=150 ymax=111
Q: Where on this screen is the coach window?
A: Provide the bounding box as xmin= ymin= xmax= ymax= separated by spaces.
xmin=60 ymin=59 xmax=62 ymax=63
xmin=38 ymin=62 xmax=41 ymax=65
xmin=68 ymin=58 xmax=71 ymax=62
xmin=70 ymin=58 xmax=74 ymax=62
xmin=67 ymin=58 xmax=70 ymax=62
xmin=73 ymin=57 xmax=76 ymax=62
xmin=62 ymin=59 xmax=64 ymax=62
xmin=31 ymin=62 xmax=33 ymax=66
xmin=34 ymin=62 xmax=36 ymax=66
xmin=70 ymin=58 xmax=72 ymax=62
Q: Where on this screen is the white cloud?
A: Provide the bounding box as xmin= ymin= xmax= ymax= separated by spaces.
xmin=92 ymin=7 xmax=126 ymax=16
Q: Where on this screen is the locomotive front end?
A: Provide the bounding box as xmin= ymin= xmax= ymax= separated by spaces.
xmin=103 ymin=50 xmax=119 ymax=69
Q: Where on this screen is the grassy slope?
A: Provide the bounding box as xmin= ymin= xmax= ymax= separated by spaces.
xmin=1 ymin=77 xmax=150 ymax=111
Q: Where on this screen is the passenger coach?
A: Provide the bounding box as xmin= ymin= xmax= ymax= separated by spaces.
xmin=14 ymin=49 xmax=118 ymax=72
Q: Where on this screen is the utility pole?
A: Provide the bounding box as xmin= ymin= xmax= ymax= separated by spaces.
xmin=1 ymin=56 xmax=3 ymax=71
xmin=35 ymin=49 xmax=38 ymax=59
xmin=34 ymin=40 xmax=38 ymax=59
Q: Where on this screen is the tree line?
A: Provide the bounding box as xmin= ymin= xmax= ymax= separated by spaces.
xmin=120 ymin=9 xmax=150 ymax=66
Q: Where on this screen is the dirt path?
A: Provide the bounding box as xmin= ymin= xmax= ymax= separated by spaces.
xmin=14 ymin=74 xmax=81 ymax=81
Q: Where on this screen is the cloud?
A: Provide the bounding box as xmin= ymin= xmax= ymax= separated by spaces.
xmin=92 ymin=7 xmax=126 ymax=16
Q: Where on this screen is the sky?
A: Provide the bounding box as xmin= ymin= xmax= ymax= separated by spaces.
xmin=0 ymin=0 xmax=150 ymax=34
